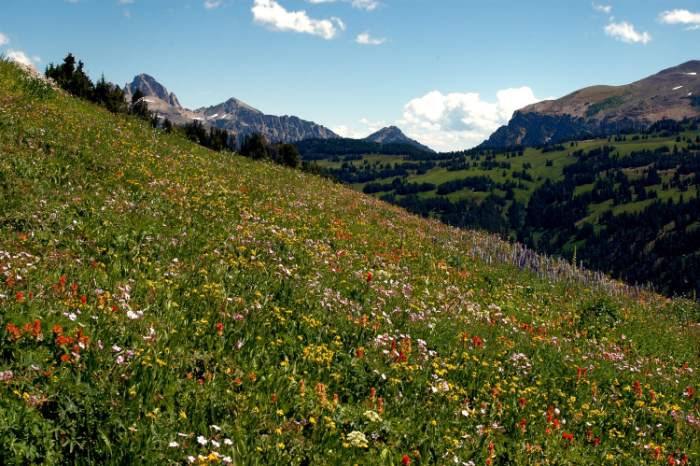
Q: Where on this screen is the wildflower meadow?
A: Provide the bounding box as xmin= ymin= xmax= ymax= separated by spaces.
xmin=0 ymin=60 xmax=699 ymax=465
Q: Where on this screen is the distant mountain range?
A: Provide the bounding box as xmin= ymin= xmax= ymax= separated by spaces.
xmin=124 ymin=74 xmax=338 ymax=144
xmin=483 ymin=60 xmax=700 ymax=148
xmin=124 ymin=74 xmax=433 ymax=152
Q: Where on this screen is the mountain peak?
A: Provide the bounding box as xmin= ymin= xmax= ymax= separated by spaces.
xmin=364 ymin=126 xmax=434 ymax=152
xmin=125 ymin=73 xmax=181 ymax=109
xmin=482 ymin=60 xmax=700 ymax=148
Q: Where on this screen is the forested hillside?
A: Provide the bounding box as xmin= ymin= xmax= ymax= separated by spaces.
xmin=306 ymin=120 xmax=700 ymax=296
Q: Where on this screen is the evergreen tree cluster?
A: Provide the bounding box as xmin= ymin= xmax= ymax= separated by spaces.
xmin=239 ymin=133 xmax=301 ymax=169
xmin=183 ymin=121 xmax=233 ymax=152
xmin=45 ymin=54 xmax=138 ymax=117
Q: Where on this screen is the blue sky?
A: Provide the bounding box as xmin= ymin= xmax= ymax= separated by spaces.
xmin=1 ymin=0 xmax=699 ymax=150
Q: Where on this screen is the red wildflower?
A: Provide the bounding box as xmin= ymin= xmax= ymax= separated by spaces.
xmin=215 ymin=322 xmax=224 ymax=336
xmin=55 ymin=335 xmax=74 ymax=346
xmin=684 ymin=386 xmax=695 ymax=398
xmin=562 ymin=432 xmax=574 ymax=442
xmin=366 ymin=271 xmax=373 ymax=283
xmin=15 ymin=291 xmax=25 ymax=303
xmin=576 ymin=366 xmax=588 ymax=381
xmin=377 ymin=397 xmax=384 ymax=414
xmin=60 ymin=354 xmax=71 ymax=363
xmin=6 ymin=323 xmax=21 ymax=341
xmin=80 ymin=295 xmax=87 ymax=305
xmin=518 ymin=397 xmax=526 ymax=407
xmin=52 ymin=324 xmax=63 ymax=335
xmin=355 ymin=347 xmax=365 ymax=358
xmin=401 ymin=454 xmax=411 ymax=465
xmin=633 ymin=380 xmax=643 ymax=398
xmin=32 ymin=319 xmax=42 ymax=338
xmin=472 ymin=335 xmax=484 ymax=348
xmin=370 ymin=387 xmax=376 ymax=400
xmin=668 ymin=455 xmax=675 ymax=465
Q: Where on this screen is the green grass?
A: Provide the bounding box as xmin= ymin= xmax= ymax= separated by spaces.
xmin=1 ymin=61 xmax=699 ymax=465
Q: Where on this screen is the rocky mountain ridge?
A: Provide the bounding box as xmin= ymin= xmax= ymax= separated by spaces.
xmin=124 ymin=74 xmax=338 ymax=144
xmin=482 ymin=60 xmax=700 ymax=148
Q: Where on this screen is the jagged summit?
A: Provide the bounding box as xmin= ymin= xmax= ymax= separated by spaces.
xmin=123 ymin=73 xmax=338 ymax=143
xmin=124 ymin=73 xmax=182 ymax=109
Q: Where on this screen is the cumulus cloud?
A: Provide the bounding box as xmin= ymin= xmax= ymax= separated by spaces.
xmin=204 ymin=0 xmax=222 ymax=9
xmin=604 ymin=21 xmax=652 ymax=44
xmin=333 ymin=117 xmax=386 ymax=138
xmin=355 ymin=32 xmax=385 ymax=45
xmin=0 ymin=33 xmax=8 ymax=46
xmin=659 ymin=9 xmax=700 ymax=30
xmin=6 ymin=49 xmax=36 ymax=69
xmin=306 ymin=0 xmax=379 ymax=11
xmin=397 ymin=87 xmax=542 ymax=151
xmin=593 ymin=3 xmax=612 ymax=14
xmin=252 ymin=0 xmax=345 ymax=40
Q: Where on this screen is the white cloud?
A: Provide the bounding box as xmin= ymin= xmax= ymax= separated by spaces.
xmin=307 ymin=0 xmax=378 ymax=12
xmin=397 ymin=87 xmax=542 ymax=151
xmin=118 ymin=0 xmax=134 ymax=4
xmin=0 ymin=33 xmax=8 ymax=46
xmin=593 ymin=3 xmax=612 ymax=14
xmin=659 ymin=9 xmax=700 ymax=30
xmin=6 ymin=49 xmax=36 ymax=69
xmin=252 ymin=0 xmax=345 ymax=40
xmin=604 ymin=21 xmax=652 ymax=44
xmin=355 ymin=32 xmax=385 ymax=45
xmin=333 ymin=117 xmax=385 ymax=138
xmin=204 ymin=0 xmax=222 ymax=9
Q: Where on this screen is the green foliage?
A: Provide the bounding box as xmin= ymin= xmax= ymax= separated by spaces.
xmin=94 ymin=75 xmax=128 ymax=114
xmin=45 ymin=53 xmax=94 ymax=100
xmin=274 ymin=143 xmax=301 ymax=168
xmin=576 ymin=296 xmax=620 ymax=338
xmin=240 ymin=133 xmax=269 ymax=159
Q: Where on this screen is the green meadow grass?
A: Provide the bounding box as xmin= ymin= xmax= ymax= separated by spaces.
xmin=1 ymin=61 xmax=699 ymax=465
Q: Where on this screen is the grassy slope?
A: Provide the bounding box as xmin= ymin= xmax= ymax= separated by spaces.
xmin=1 ymin=61 xmax=699 ymax=465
